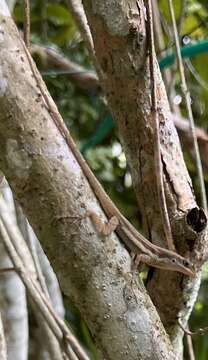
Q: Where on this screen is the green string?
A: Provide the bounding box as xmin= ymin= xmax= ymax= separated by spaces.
xmin=159 ymin=39 xmax=208 ymax=69
xmin=81 ymin=40 xmax=208 ymax=154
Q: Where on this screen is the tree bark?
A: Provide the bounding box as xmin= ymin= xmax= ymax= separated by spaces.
xmin=0 ymin=2 xmax=187 ymax=359
xmin=31 ymin=44 xmax=208 ymax=178
xmin=0 ymin=312 xmax=7 ymax=360
xmin=82 ymin=0 xmax=207 ymax=355
xmin=0 ymin=181 xmax=28 ymax=360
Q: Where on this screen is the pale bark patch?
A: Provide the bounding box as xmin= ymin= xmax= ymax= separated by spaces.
xmin=91 ymin=1 xmax=130 ymax=35
xmin=0 ymin=69 xmax=7 ymax=96
xmin=6 ymin=139 xmax=32 ymax=179
xmin=0 ymin=2 xmax=10 ymax=17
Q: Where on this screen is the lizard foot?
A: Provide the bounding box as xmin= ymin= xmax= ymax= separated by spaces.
xmin=87 ymin=209 xmax=119 ymax=236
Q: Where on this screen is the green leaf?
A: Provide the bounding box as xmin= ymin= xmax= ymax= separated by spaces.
xmin=46 ymin=4 xmax=73 ymax=26
xmin=159 ymin=0 xmax=181 ymax=21
xmin=13 ymin=5 xmax=39 ymax=23
xmin=49 ymin=25 xmax=75 ymax=45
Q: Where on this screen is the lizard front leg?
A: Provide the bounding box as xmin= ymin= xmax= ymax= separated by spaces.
xmin=86 ymin=210 xmax=119 ymax=236
xmin=131 ymin=253 xmax=153 ymax=272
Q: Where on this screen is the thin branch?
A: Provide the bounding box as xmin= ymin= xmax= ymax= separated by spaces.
xmin=1 ymin=247 xmax=79 ymax=360
xmin=0 ymin=220 xmax=68 ymax=357
xmin=158 ymin=19 xmax=206 ymax=55
xmin=152 ymin=0 xmax=171 ymax=89
xmin=67 ymin=0 xmax=99 ymax=74
xmin=0 ymin=195 xmax=90 ymax=360
xmin=178 ymin=319 xmax=208 ymax=336
xmin=168 ymin=0 xmax=207 ymax=214
xmin=147 ymin=0 xmax=175 ymax=251
xmin=152 ymin=0 xmax=180 ymax=114
xmin=177 ymin=0 xmax=186 ymax=34
xmin=1 ymin=180 xmax=63 ymax=360
xmin=16 ymin=206 xmax=65 ymax=359
xmin=30 ymin=44 xmax=100 ymax=91
xmin=28 ymin=43 xmax=208 ymax=176
xmin=23 ymin=0 xmax=30 ymax=48
xmin=15 ymin=203 xmax=50 ymax=298
xmin=0 ymin=267 xmax=15 ymax=273
xmin=186 ymin=331 xmax=195 ymax=360
xmin=29 ymin=44 xmax=208 ymax=172
xmin=185 ymin=59 xmax=208 ymax=92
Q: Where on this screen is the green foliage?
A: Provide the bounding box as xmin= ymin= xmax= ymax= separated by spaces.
xmin=46 ymin=4 xmax=72 ymax=26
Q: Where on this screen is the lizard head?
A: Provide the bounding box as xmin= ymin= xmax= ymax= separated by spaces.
xmin=153 ymin=253 xmax=195 ymax=277
xmin=168 ymin=256 xmax=194 ymax=276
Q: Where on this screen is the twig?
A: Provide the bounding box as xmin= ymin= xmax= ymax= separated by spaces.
xmin=0 ymin=267 xmax=15 ymax=273
xmin=152 ymin=0 xmax=180 ymax=115
xmin=67 ymin=0 xmax=99 ymax=75
xmin=15 ymin=203 xmax=50 ymax=298
xmin=0 ymin=195 xmax=90 ymax=360
xmin=186 ymin=329 xmax=195 ymax=360
xmin=1 ymin=182 xmax=65 ymax=358
xmin=158 ymin=19 xmax=206 ymax=55
xmin=168 ymin=0 xmax=207 ymax=214
xmin=147 ymin=0 xmax=175 ymax=251
xmin=23 ymin=0 xmax=30 ymax=48
xmin=0 ymin=220 xmax=68 ymax=355
xmin=0 ymin=224 xmax=80 ymax=360
xmin=178 ymin=318 xmax=208 ymax=336
xmin=15 ymin=206 xmax=64 ymax=359
xmin=185 ymin=59 xmax=208 ymax=92
xmin=152 ymin=0 xmax=171 ymax=89
xmin=30 ymin=44 xmax=100 ymax=91
xmin=177 ymin=0 xmax=186 ymax=35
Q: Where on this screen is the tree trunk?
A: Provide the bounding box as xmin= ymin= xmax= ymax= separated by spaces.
xmin=82 ymin=0 xmax=208 ymax=355
xmin=0 ymin=1 xmax=207 ymax=359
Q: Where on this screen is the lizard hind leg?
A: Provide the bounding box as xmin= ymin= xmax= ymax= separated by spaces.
xmin=131 ymin=253 xmax=142 ymax=272
xmin=104 ymin=216 xmax=119 ymax=235
xmin=87 ymin=210 xmax=119 ymax=236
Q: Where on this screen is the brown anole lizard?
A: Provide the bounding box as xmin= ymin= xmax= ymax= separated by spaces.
xmin=146 ymin=0 xmax=175 ymax=252
xmin=22 ymin=42 xmax=194 ymax=277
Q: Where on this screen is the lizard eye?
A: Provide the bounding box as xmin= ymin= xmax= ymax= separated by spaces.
xmin=172 ymin=258 xmax=176 ymax=263
xmin=183 ymin=259 xmax=190 ymax=267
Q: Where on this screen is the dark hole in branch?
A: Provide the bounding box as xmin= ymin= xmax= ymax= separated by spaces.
xmin=186 ymin=207 xmax=207 ymax=233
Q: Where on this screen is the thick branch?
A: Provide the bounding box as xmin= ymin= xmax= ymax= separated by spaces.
xmin=0 ymin=4 xmax=178 ymax=359
xmin=171 ymin=114 xmax=208 ymax=173
xmin=82 ymin=0 xmax=207 ymax=352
